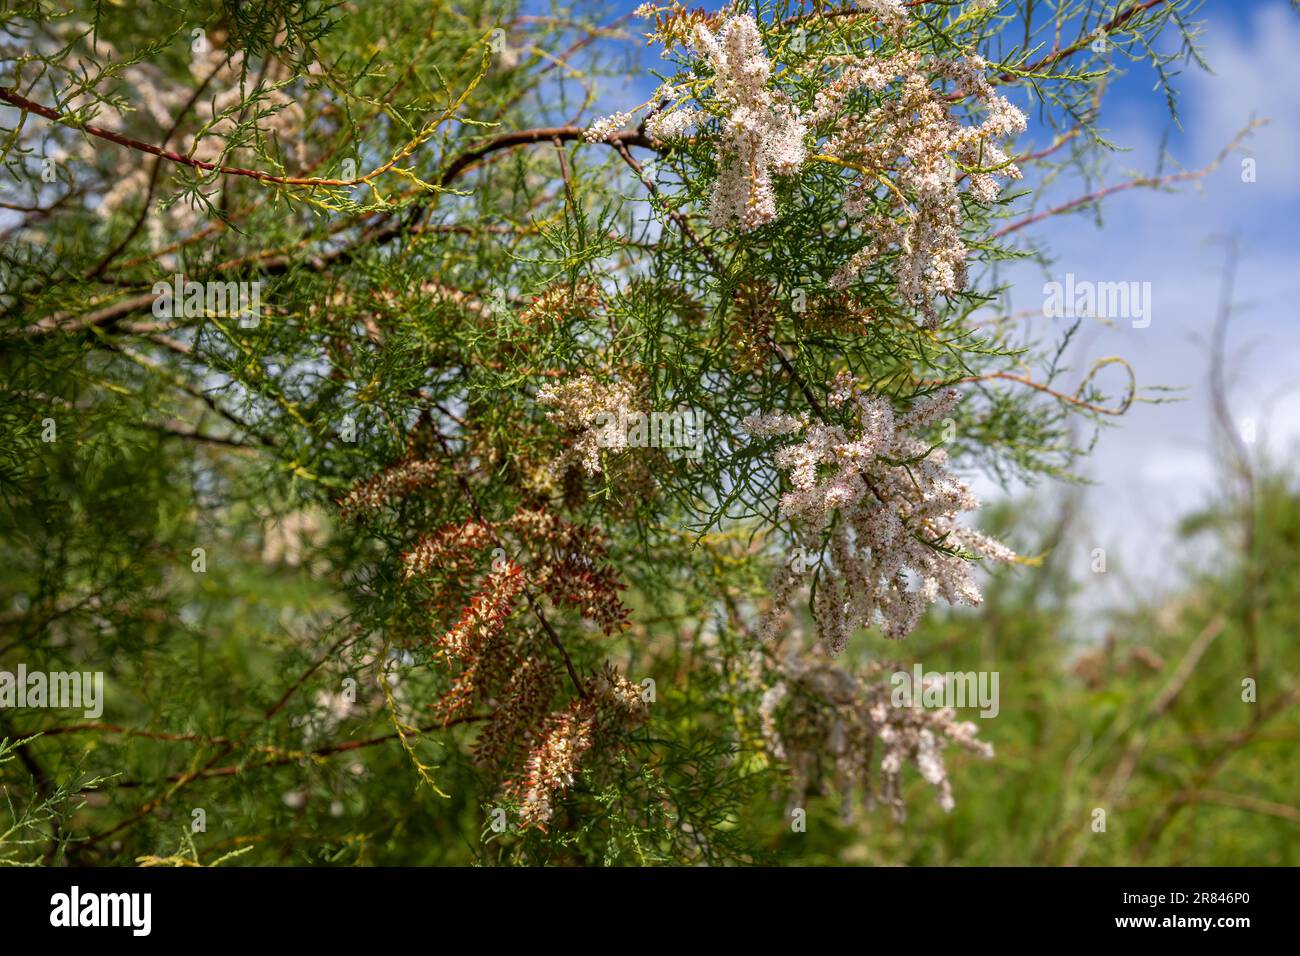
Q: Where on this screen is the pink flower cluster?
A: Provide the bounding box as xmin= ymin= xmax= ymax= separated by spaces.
xmin=744 ymin=381 xmax=1016 ymax=648
xmin=818 ymin=50 xmax=1027 ymax=323
xmin=759 ymin=657 xmax=994 ymax=823
xmin=629 ymin=8 xmax=1027 ymax=322
xmin=505 ymin=665 xmax=649 ymax=829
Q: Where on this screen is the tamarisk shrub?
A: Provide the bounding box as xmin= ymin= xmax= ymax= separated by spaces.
xmin=0 ymin=0 xmax=1206 ymax=863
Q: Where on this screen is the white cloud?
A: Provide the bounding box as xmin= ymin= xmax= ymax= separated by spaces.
xmin=1190 ymin=3 xmax=1300 ymax=200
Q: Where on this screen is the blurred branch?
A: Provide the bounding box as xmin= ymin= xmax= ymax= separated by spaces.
xmin=1136 ymin=681 xmax=1300 ymax=860
xmin=1207 ymin=238 xmax=1261 ymax=701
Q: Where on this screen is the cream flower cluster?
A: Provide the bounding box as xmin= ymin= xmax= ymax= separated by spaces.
xmin=630 ymin=14 xmax=808 ymax=231
xmin=506 ymin=665 xmax=649 ymax=829
xmin=628 ymin=8 xmax=1026 ymax=323
xmin=582 ymin=110 xmax=632 ymax=143
xmin=690 ymin=16 xmax=808 ymax=230
xmin=537 ymin=374 xmax=642 ymax=476
xmin=644 ymin=103 xmax=700 ymax=142
xmin=759 ymin=657 xmax=993 ymax=822
xmin=744 ymin=382 xmax=1015 ymax=648
xmin=819 ymin=51 xmax=1027 ymax=324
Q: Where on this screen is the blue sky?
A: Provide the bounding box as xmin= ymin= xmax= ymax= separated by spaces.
xmin=988 ymin=0 xmax=1300 ymax=609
